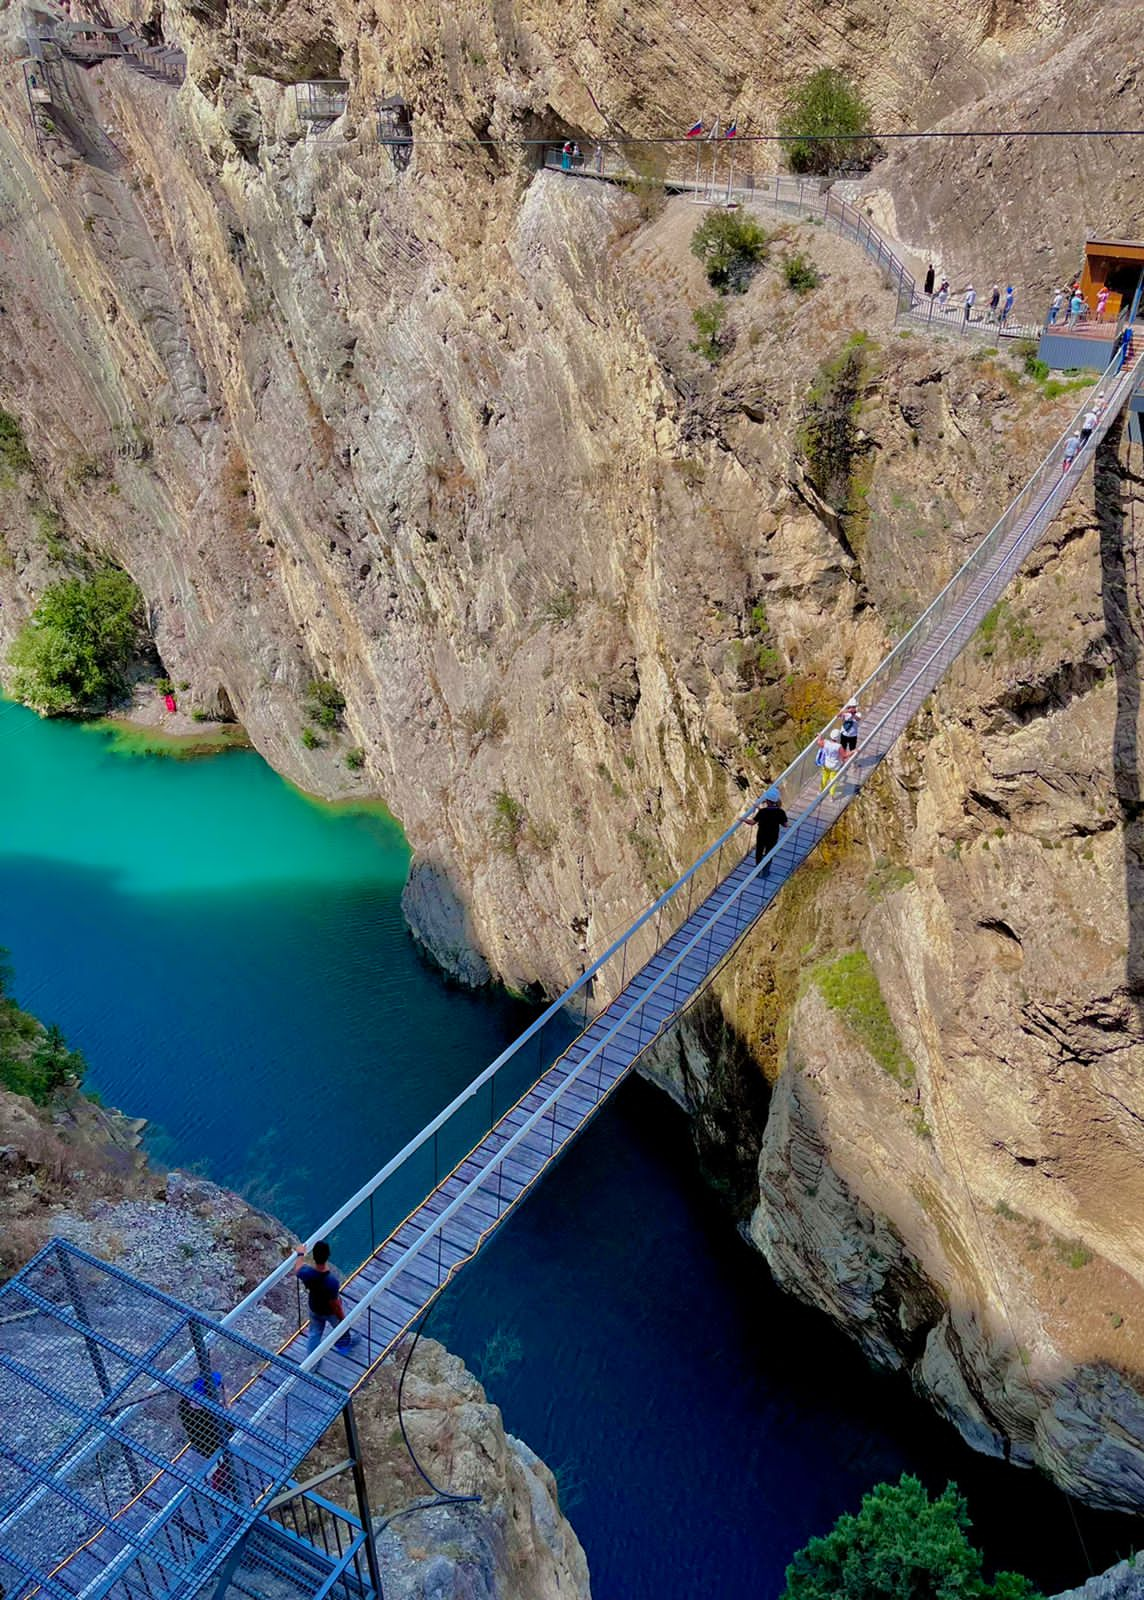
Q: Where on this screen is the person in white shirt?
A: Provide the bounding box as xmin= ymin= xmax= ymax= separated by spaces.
xmin=963 ymin=285 xmax=976 ymax=324
xmin=1079 ymin=408 xmax=1099 ymax=448
xmin=816 ymin=728 xmax=845 ymax=792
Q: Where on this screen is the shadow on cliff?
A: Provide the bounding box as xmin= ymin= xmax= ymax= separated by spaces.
xmin=1095 ymin=414 xmax=1144 ymax=1025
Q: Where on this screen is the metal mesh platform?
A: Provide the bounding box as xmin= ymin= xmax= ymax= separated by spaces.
xmin=0 ymin=1241 xmax=355 ymax=1600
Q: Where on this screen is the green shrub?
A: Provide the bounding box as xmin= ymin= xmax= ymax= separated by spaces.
xmin=812 ymin=949 xmax=914 ymax=1085
xmin=779 ymin=68 xmax=876 ymax=176
xmin=782 ymin=1474 xmax=1041 ymax=1599
xmin=690 ymin=209 xmax=768 ymax=293
xmin=300 ymin=726 xmax=320 ymax=750
xmin=799 ymin=342 xmax=868 ymax=509
xmin=782 ymin=251 xmax=822 ymax=296
xmin=0 ymin=411 xmax=33 ymax=481
xmin=540 ymin=590 xmax=576 ymax=625
xmin=490 ymin=789 xmax=525 ymax=853
xmin=689 ymin=300 xmax=729 ymax=362
xmin=345 ymin=746 xmax=366 ymax=771
xmin=6 ymin=569 xmax=142 ymax=715
xmin=305 ymin=677 xmax=345 ymax=729
xmin=0 ymin=949 xmax=86 ymax=1106
xmin=190 ymin=707 xmax=210 ymax=723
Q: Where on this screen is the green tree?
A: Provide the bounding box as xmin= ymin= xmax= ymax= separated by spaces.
xmin=7 ymin=569 xmax=143 ymax=715
xmin=690 ymin=209 xmax=768 ymax=293
xmin=779 ymin=68 xmax=876 ymax=176
xmin=0 ymin=947 xmax=87 ymax=1105
xmin=690 ymin=300 xmax=729 ymax=362
xmin=799 ymin=339 xmax=869 ymax=510
xmin=782 ymin=1476 xmax=1041 ymax=1600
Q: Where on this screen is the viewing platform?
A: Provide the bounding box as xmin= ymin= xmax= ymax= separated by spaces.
xmin=0 ymin=1241 xmax=381 ymax=1600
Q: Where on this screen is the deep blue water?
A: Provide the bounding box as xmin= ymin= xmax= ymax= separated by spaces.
xmin=0 ymin=700 xmax=1136 ymax=1595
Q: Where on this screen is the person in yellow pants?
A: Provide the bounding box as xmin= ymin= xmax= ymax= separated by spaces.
xmin=816 ymin=728 xmax=845 ymax=793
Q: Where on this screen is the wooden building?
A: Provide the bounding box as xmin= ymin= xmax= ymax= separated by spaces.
xmin=1080 ymin=237 xmax=1144 ymax=322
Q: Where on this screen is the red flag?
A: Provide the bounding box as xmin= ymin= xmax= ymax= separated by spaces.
xmin=685 ymin=119 xmax=704 ymax=138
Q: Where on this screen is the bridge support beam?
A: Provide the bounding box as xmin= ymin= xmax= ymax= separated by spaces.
xmin=344 ymin=1400 xmax=384 ymax=1598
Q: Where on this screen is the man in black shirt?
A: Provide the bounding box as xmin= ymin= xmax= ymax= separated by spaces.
xmin=741 ymin=787 xmax=787 ymax=875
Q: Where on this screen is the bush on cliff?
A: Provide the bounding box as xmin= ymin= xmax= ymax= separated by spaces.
xmin=7 ymin=568 xmax=143 ymax=715
xmin=0 ymin=948 xmax=86 ymax=1106
xmin=781 ymin=1475 xmax=1041 ymax=1600
xmin=779 ymin=68 xmax=876 ymax=176
xmin=690 ymin=210 xmax=768 ymax=293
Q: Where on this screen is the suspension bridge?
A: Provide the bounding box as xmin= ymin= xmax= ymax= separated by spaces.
xmin=1 ymin=182 xmax=1141 ymax=1600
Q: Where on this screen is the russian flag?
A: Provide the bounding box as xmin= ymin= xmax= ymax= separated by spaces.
xmin=685 ymin=118 xmax=704 ymax=138
xmin=724 ymin=120 xmax=738 ymax=139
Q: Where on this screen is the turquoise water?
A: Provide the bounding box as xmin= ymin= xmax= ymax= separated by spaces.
xmin=0 ymin=699 xmax=1134 ymax=1594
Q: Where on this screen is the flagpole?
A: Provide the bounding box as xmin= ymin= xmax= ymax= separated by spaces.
xmin=693 ymin=124 xmax=701 ymax=192
xmin=708 ymin=116 xmax=719 ymax=201
xmin=726 ymin=133 xmax=734 ymax=203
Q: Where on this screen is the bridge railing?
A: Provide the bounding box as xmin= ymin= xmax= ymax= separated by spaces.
xmin=223 ymin=345 xmax=1138 ymax=1364
xmin=542 ymin=147 xmax=916 ymax=312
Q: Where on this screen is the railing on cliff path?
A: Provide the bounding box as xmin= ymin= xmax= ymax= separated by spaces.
xmin=204 ymin=338 xmax=1144 ymax=1395
xmin=540 ymin=147 xmax=1062 ymax=344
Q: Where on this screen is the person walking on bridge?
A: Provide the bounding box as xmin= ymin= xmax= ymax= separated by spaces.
xmin=924 ymin=263 xmax=935 ymax=297
xmin=839 ymin=699 xmax=861 ymax=757
xmin=1000 ymin=284 xmax=1015 ymax=327
xmin=816 ymin=729 xmax=845 ymax=793
xmin=741 ymin=787 xmax=787 ymax=876
xmin=1062 ymin=431 xmax=1081 ymax=473
xmin=963 ymin=285 xmax=976 ymax=325
xmin=988 ymin=284 xmax=1000 ymax=323
xmin=1048 ymin=289 xmax=1064 ymax=325
xmin=1079 ymin=405 xmax=1099 ymax=449
xmin=293 ymin=1240 xmax=357 ymax=1362
xmin=936 ymin=279 xmax=950 ymax=313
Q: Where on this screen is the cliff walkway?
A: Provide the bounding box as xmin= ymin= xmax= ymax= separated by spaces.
xmin=3 ymin=190 xmax=1141 ymax=1600
xmin=542 ymin=146 xmax=1049 ymax=343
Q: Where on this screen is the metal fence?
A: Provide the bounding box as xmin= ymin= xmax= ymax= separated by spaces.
xmin=0 ymin=1241 xmax=372 ymax=1600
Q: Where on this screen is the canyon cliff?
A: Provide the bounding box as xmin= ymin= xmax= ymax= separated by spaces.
xmin=3 ymin=0 xmax=1144 ymax=1527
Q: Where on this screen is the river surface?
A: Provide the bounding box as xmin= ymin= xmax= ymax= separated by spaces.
xmin=0 ymin=698 xmax=1136 ymax=1596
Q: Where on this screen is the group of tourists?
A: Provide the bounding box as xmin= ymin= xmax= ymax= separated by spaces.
xmin=740 ymin=699 xmax=863 ymax=875
xmin=1061 ymin=391 xmax=1108 ymax=473
xmin=1047 ymin=279 xmax=1109 ymax=327
xmin=921 ymin=265 xmax=1017 ymax=327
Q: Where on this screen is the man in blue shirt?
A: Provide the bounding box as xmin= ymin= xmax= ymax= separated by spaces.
xmin=293 ymin=1239 xmax=356 ymax=1360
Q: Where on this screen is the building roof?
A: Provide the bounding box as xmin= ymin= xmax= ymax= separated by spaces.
xmin=0 ymin=1240 xmax=348 ymax=1600
xmin=1085 ymin=237 xmax=1144 ymax=255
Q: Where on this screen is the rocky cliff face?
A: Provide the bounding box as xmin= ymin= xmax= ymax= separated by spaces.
xmin=0 ymin=1085 xmax=590 ymax=1597
xmin=3 ymin=0 xmax=1144 ymax=1529
xmin=856 ymin=0 xmax=1144 ymax=300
